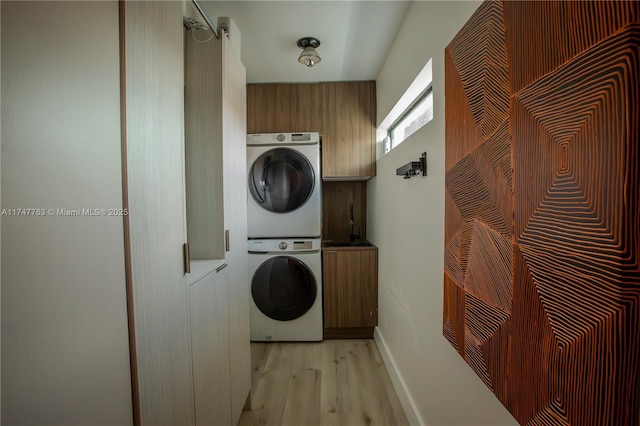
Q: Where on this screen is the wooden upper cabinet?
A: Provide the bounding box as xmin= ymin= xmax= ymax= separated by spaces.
xmin=247 ymin=81 xmax=377 ymax=180
xmin=247 ymin=83 xmax=322 ymax=133
xmin=321 ymin=81 xmax=376 ymax=179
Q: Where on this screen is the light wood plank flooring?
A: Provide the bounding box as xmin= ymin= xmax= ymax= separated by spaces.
xmin=238 ymin=340 xmax=409 ymax=426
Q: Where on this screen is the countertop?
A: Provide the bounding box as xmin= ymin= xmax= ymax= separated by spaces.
xmin=321 ymin=240 xmax=378 ymax=250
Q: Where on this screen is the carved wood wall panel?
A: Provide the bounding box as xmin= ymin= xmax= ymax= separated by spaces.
xmin=443 ymin=1 xmax=639 ymax=424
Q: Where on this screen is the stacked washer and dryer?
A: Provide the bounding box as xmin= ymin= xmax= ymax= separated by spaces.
xmin=246 ymin=132 xmax=323 ymax=341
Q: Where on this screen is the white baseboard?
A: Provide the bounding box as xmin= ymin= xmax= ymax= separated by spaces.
xmin=374 ymin=327 xmax=425 ymax=426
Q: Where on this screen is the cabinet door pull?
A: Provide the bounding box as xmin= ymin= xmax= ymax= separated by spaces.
xmin=183 ymin=243 xmax=190 ymax=274
xmin=215 ymin=263 xmax=228 ymax=273
xmin=225 ymin=229 xmax=230 ymax=252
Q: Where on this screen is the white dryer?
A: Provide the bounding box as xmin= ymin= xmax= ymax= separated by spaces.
xmin=247 ymin=132 xmax=321 ymax=238
xmin=248 ymin=238 xmax=322 ymax=341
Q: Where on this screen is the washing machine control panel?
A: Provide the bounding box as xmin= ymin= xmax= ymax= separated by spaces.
xmin=248 ymin=238 xmax=321 ymax=253
xmin=293 ymin=241 xmax=313 ymax=250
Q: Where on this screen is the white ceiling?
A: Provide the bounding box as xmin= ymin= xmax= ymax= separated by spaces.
xmin=199 ymin=1 xmax=411 ymax=84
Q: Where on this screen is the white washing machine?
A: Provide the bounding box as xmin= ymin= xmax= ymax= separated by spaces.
xmin=247 ymin=132 xmax=321 ymax=238
xmin=248 ymin=238 xmax=322 ymax=341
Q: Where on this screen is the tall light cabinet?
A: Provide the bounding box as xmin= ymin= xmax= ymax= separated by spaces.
xmin=121 ymin=2 xmax=250 ymax=425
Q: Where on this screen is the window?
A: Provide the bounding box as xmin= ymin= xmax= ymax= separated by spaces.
xmin=388 ymin=85 xmax=433 ymax=150
xmin=378 ymin=59 xmax=433 ymax=154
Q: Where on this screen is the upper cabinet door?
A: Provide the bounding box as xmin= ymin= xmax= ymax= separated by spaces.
xmin=247 ymin=83 xmax=322 ymax=134
xmin=246 ymin=81 xmax=377 ymax=180
xmin=184 ymin=25 xmax=225 ymax=261
xmin=321 ymin=81 xmax=376 ymax=179
xmin=123 ymin=1 xmax=195 ymax=424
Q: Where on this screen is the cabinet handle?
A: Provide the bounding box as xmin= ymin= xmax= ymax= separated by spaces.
xmin=225 ymin=229 xmax=230 ymax=252
xmin=183 ymin=243 xmax=190 ymax=274
xmin=215 ymin=263 xmax=228 ymax=273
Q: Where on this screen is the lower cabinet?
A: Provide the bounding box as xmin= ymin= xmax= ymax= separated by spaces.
xmin=323 ymin=247 xmax=378 ymax=339
xmin=188 ymin=268 xmax=232 ymax=425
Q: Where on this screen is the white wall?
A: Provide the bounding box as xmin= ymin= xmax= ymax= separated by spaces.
xmin=369 ymin=2 xmax=517 ymax=425
xmin=1 ymin=2 xmax=133 ymax=424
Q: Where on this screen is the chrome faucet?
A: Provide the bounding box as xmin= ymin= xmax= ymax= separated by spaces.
xmin=349 ymin=202 xmax=360 ymax=242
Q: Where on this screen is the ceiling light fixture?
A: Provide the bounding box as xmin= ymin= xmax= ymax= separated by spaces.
xmin=297 ymin=37 xmax=321 ymax=67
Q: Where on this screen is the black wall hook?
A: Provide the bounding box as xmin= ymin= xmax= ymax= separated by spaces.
xmin=396 ymin=152 xmax=427 ymax=179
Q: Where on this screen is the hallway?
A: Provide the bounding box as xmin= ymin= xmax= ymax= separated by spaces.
xmin=239 ymin=340 xmax=409 ymax=426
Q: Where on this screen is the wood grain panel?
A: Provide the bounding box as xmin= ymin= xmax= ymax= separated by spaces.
xmin=321 ymin=81 xmax=376 ymax=178
xmin=506 ymin=245 xmax=557 ymax=424
xmin=481 ymin=315 xmax=509 ymax=408
xmin=247 ymin=83 xmax=322 ymax=134
xmin=463 ymin=292 xmax=509 ymax=390
xmin=444 ymin=230 xmax=464 ymax=288
xmin=123 ymin=1 xmax=194 ymax=423
xmin=221 ymin=33 xmax=252 ymax=425
xmin=323 ymin=327 xmax=374 ymax=340
xmin=463 ymin=219 xmax=512 ymax=313
xmin=444 ymin=188 xmax=462 ymax=247
xmin=322 ymin=181 xmax=367 ymax=241
xmin=445 ymin=144 xmax=512 ymax=238
xmin=444 ymin=1 xmax=640 ymax=424
xmin=446 ymin=0 xmax=509 ymax=140
xmin=184 ymin=28 xmax=224 ymax=260
xmin=247 ymin=82 xmax=376 ymax=179
xmin=444 ymin=50 xmax=484 ymax=172
xmin=323 ymin=250 xmax=340 ymax=329
xmin=443 ymin=275 xmax=465 ymax=354
xmin=188 ymin=269 xmax=232 ymax=426
xmin=118 ymin=2 xmax=140 ymax=423
xmin=504 ymin=0 xmax=640 ymax=95
xmin=323 ymin=248 xmax=378 ymax=330
xmin=513 ymin=27 xmax=639 ymax=345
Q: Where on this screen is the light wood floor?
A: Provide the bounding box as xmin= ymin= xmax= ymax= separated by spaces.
xmin=238 ymin=340 xmax=409 ymax=426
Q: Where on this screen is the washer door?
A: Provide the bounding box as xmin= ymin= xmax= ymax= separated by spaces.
xmin=248 ymin=148 xmax=315 ymax=213
xmin=251 ymin=256 xmax=317 ymax=321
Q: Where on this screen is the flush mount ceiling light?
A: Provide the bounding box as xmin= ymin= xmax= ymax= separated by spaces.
xmin=297 ymin=37 xmax=321 ymax=67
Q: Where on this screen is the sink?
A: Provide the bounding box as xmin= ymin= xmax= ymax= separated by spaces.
xmin=323 ymin=240 xmax=374 ymax=247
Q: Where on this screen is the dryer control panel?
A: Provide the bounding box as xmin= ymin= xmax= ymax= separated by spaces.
xmin=247 ymin=132 xmax=320 ymax=146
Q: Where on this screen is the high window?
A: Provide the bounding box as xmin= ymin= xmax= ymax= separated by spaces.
xmin=379 ymin=59 xmax=433 ymax=154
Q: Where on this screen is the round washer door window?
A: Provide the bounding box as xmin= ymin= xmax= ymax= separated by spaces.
xmin=251 ymin=256 xmax=317 ymax=321
xmin=248 ymin=148 xmax=315 ymax=213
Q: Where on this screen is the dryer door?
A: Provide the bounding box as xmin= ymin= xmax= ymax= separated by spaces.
xmin=251 ymin=256 xmax=317 ymax=321
xmin=248 ymin=148 xmax=315 ymax=213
